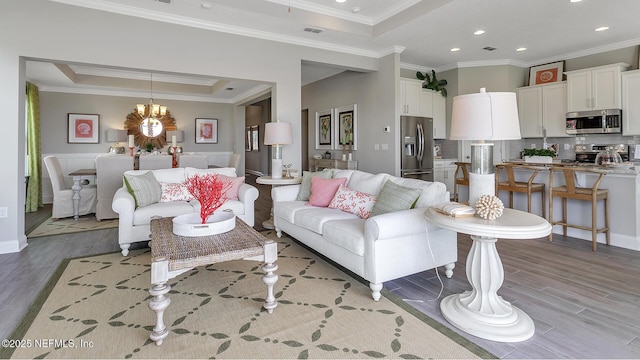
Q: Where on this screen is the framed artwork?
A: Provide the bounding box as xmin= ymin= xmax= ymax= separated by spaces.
xmin=250 ymin=125 xmax=259 ymax=151
xmin=245 ymin=127 xmax=251 ymax=151
xmin=315 ymin=109 xmax=333 ymax=150
xmin=335 ymin=104 xmax=357 ymax=151
xmin=195 ymin=118 xmax=218 ymax=144
xmin=68 ymin=113 xmax=99 ymax=143
xmin=529 ymin=61 xmax=564 ymax=85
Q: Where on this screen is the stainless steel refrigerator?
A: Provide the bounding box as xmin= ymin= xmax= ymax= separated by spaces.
xmin=401 ymin=116 xmax=434 ymax=181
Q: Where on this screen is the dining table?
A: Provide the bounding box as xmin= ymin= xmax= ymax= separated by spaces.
xmin=68 ymin=168 xmax=97 ymax=220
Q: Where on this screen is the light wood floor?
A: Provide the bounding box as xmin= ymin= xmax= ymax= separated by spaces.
xmin=4 ymin=175 xmax=640 ymax=358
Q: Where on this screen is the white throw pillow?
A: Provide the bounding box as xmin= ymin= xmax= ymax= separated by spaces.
xmin=185 ymin=167 xmax=237 ymax=178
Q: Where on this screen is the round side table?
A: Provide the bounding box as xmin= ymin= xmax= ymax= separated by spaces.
xmin=424 ymin=207 xmax=551 ymax=342
xmin=256 ymin=176 xmax=302 ymax=229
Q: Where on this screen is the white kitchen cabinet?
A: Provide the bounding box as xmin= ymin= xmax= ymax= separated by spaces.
xmin=517 ymin=82 xmax=568 ymax=138
xmin=400 ymin=79 xmax=435 ymax=117
xmin=401 ymin=79 xmax=427 ymax=116
xmin=566 ymin=63 xmax=629 ymax=112
xmin=401 ymin=79 xmax=447 ymax=137
xmin=622 ymin=69 xmax=640 ymax=135
xmin=432 ymin=92 xmax=446 ymax=139
xmin=434 ymin=159 xmax=456 ymax=197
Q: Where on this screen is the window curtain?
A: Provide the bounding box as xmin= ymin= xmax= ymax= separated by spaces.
xmin=25 ymin=82 xmax=42 ymax=213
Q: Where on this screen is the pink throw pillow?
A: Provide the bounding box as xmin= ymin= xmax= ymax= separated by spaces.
xmin=217 ymin=174 xmax=245 ymax=200
xmin=328 ymin=185 xmax=377 ymax=219
xmin=160 ymin=182 xmax=194 ymax=202
xmin=308 ymin=177 xmax=347 ymax=207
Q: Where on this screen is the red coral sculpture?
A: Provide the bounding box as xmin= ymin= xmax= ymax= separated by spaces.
xmin=184 ymin=174 xmax=231 ymax=224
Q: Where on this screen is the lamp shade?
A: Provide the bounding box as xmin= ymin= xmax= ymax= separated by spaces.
xmin=264 ymin=122 xmax=293 ymax=145
xmin=165 ymin=130 xmax=184 ymax=142
xmin=450 ymin=88 xmax=521 ymax=141
xmin=106 ymin=129 xmax=127 ymax=142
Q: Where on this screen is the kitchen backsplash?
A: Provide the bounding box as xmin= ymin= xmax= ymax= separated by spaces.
xmin=433 ymin=135 xmax=640 ymax=162
xmin=522 ymin=134 xmax=640 ymax=161
xmin=433 ymin=139 xmax=458 ymax=159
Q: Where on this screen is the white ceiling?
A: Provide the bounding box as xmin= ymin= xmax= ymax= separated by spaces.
xmin=27 ymin=0 xmax=640 ymax=102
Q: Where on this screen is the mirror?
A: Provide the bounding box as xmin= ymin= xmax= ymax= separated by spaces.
xmin=124 ymin=110 xmax=177 ymax=149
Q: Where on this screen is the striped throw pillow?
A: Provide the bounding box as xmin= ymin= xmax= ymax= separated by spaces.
xmin=370 ymin=180 xmax=421 ymax=217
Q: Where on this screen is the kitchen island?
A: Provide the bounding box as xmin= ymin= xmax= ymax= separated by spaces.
xmin=495 ymin=161 xmax=640 ymax=251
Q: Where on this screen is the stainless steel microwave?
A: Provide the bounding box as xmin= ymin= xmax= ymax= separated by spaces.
xmin=566 ymin=109 xmax=622 ymax=135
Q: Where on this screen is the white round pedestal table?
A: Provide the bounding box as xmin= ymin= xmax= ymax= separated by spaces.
xmin=256 ymin=176 xmax=302 ymax=229
xmin=424 ymin=207 xmax=551 ymax=342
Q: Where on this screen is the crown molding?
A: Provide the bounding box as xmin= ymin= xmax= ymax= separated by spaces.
xmin=50 ymin=0 xmax=382 ymax=59
xmin=379 ymin=46 xmax=406 ymax=57
xmin=232 ymin=84 xmax=273 ymax=105
xmin=399 ymin=62 xmax=433 ymax=73
xmin=36 ymin=84 xmax=236 ymax=103
xmin=266 ymin=0 xmax=372 ymax=25
xmin=69 ymin=65 xmax=219 ymax=86
xmin=265 ymin=0 xmax=420 ymax=26
xmin=529 ymin=37 xmax=640 ymax=67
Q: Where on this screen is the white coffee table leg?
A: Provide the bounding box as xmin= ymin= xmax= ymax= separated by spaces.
xmin=262 ymin=240 xmax=278 ymax=313
xmin=440 ymin=235 xmax=535 ymax=342
xmin=149 ymin=257 xmax=171 ymax=346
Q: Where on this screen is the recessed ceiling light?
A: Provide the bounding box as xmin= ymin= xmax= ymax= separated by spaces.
xmin=570 ymin=0 xmax=582 ymax=3
xmin=473 ymin=30 xmax=485 ymax=35
xmin=336 ymin=0 xmax=346 ymax=3
xmin=595 ymin=26 xmax=609 ymax=32
xmin=450 ymin=48 xmax=461 ymax=52
xmin=516 ymin=47 xmax=527 ymax=52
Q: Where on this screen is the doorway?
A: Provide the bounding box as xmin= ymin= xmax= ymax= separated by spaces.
xmin=301 ymin=109 xmax=309 ymax=172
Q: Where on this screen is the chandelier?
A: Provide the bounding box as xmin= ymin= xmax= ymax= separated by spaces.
xmin=137 ymin=73 xmax=167 ymax=138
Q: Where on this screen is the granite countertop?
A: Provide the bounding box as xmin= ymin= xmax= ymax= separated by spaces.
xmin=505 ymin=160 xmax=639 ymax=175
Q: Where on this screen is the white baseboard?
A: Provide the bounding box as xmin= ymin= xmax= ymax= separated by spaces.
xmin=0 ymin=236 xmax=28 ymax=254
xmin=552 ymin=226 xmax=640 ymax=251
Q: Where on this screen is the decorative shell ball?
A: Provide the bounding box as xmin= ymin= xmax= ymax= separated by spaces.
xmin=474 ymin=194 xmax=504 ymax=220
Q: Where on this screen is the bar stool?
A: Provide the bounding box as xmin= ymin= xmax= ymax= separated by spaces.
xmin=495 ymin=164 xmax=546 ymax=218
xmin=548 ymin=166 xmax=609 ymax=252
xmin=453 ymin=162 xmax=470 ymax=203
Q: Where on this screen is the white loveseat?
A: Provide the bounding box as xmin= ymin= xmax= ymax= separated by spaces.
xmin=272 ymin=169 xmax=457 ymax=301
xmin=112 ymin=167 xmax=258 ymax=256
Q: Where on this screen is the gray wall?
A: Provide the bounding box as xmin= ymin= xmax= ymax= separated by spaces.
xmin=0 ymin=0 xmax=381 ymax=252
xmin=39 ymin=92 xmax=234 ymax=154
xmin=302 ymin=53 xmax=398 ymax=175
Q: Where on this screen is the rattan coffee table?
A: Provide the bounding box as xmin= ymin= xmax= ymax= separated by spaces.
xmin=147 ymin=216 xmax=278 ymax=346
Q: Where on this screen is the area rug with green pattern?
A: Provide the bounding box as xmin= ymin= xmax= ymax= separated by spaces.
xmin=27 ymin=215 xmax=118 ymax=238
xmin=3 ymin=230 xmax=493 ymax=359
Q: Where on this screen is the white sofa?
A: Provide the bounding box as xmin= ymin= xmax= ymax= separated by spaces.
xmin=112 ymin=167 xmax=258 ymax=256
xmin=272 ymin=169 xmax=457 ymax=301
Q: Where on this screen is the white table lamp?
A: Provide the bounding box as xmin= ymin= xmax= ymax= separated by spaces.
xmin=106 ymin=129 xmax=127 ymax=154
xmin=450 ymin=88 xmax=521 ymax=206
xmin=264 ymin=121 xmax=293 ymax=179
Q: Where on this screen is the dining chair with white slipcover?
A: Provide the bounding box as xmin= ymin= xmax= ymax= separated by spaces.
xmin=95 ymin=155 xmax=133 ymax=220
xmin=44 ymin=155 xmax=97 ymax=219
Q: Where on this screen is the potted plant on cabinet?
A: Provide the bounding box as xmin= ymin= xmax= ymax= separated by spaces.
xmin=416 ymin=70 xmax=447 ymax=97
xmin=523 ymin=148 xmax=557 ymax=163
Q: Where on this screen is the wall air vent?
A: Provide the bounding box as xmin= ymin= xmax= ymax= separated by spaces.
xmin=304 ymin=27 xmax=323 ymax=34
xmin=483 ymin=46 xmax=497 ymax=51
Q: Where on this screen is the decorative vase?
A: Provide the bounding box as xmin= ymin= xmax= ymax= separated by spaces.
xmin=172 ymin=212 xmax=236 ymax=237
